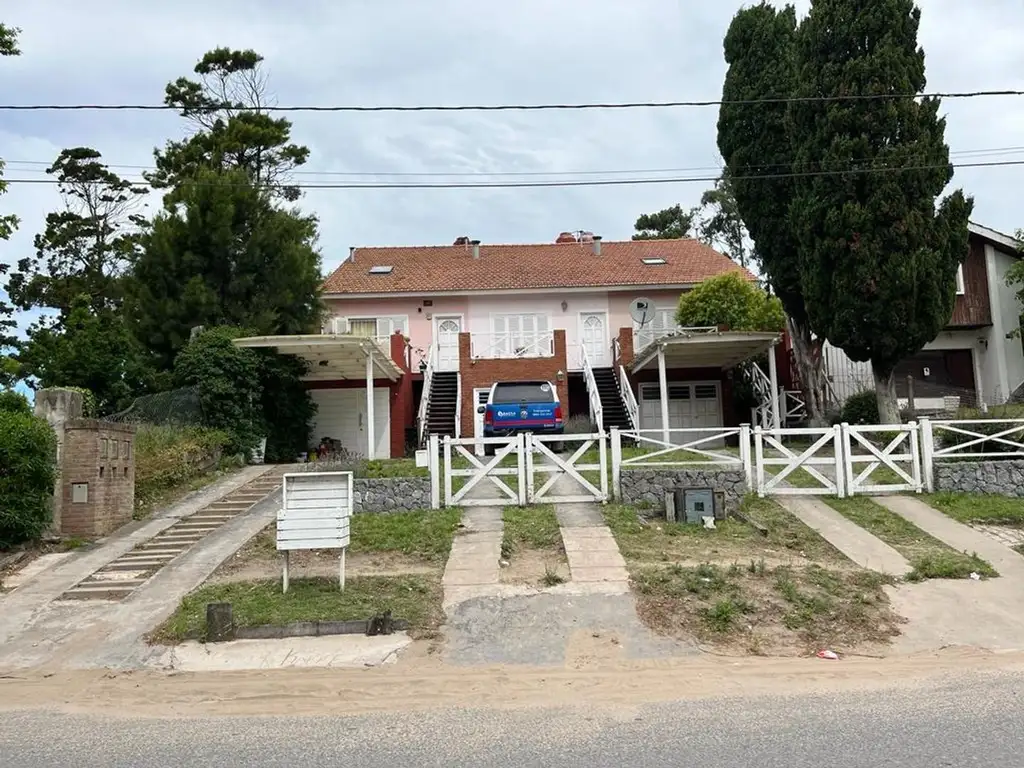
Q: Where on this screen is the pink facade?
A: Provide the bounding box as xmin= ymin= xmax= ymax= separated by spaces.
xmin=325 ymin=287 xmax=688 ymax=372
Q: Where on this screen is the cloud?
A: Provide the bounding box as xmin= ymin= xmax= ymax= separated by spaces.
xmin=2 ymin=0 xmax=1023 ymax=340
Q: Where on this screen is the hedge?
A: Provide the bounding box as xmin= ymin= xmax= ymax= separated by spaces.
xmin=0 ymin=410 xmax=58 ymax=548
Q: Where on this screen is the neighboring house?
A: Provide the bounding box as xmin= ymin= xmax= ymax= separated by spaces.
xmin=235 ymin=232 xmax=786 ymax=458
xmin=823 ymin=222 xmax=1024 ymax=411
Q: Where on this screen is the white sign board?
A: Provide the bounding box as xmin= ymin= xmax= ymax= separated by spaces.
xmin=277 ymin=471 xmax=353 ymax=591
xmin=415 ymin=449 xmax=429 ymax=468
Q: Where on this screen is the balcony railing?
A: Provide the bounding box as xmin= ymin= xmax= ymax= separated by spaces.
xmin=470 ymin=331 xmax=555 ymax=359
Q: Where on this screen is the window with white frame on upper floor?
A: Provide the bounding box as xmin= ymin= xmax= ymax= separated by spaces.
xmin=491 ymin=313 xmax=551 ymax=356
xmin=632 ymin=307 xmax=678 ymax=349
xmin=330 ymin=315 xmax=409 ymax=339
xmin=956 ymin=264 xmax=965 ymax=295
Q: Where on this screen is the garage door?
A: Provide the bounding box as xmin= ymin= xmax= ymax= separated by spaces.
xmin=310 ymin=388 xmax=391 ymax=459
xmin=639 ymin=382 xmax=723 ymax=445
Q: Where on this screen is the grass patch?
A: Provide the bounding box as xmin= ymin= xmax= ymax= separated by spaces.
xmin=152 ymin=575 xmax=442 ymax=644
xmin=923 ymin=492 xmax=1024 ymax=525
xmin=825 ymin=496 xmax=999 ymax=580
xmin=631 ymin=561 xmax=899 ymax=653
xmin=604 ymin=497 xmax=847 ymax=567
xmin=349 ymin=508 xmax=461 ymax=563
xmin=906 ymin=551 xmax=997 ymax=582
xmin=1014 ymin=544 xmax=1024 ymax=556
xmin=502 ymin=505 xmax=561 ymax=556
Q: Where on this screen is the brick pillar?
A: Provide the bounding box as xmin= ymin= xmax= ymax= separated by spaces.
xmin=552 ymin=329 xmax=569 ymax=407
xmin=389 ymin=332 xmax=413 ymax=458
xmin=33 ymin=388 xmax=84 ymax=533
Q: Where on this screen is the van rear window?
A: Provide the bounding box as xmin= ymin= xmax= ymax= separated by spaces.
xmin=491 ymin=382 xmax=554 ymax=404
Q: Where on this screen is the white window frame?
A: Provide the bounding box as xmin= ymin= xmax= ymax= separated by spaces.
xmin=632 ymin=306 xmax=678 ymax=350
xmin=955 ymin=264 xmax=965 ymax=296
xmin=489 ymin=312 xmax=552 ymax=357
xmin=333 ymin=315 xmax=409 ymax=342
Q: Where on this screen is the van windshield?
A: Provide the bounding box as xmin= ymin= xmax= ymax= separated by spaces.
xmin=491 ymin=382 xmax=554 ymax=404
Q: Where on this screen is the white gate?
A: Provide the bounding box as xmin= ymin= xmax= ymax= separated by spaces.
xmin=443 ymin=434 xmax=526 ymax=507
xmin=842 ymin=423 xmax=922 ymax=495
xmin=754 ymin=426 xmax=846 ymax=497
xmin=526 ymin=433 xmax=608 ymax=504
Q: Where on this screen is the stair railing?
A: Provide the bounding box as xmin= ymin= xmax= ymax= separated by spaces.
xmin=580 ymin=344 xmax=604 ymax=433
xmin=455 ymin=372 xmax=463 ymax=439
xmin=417 ymin=344 xmax=435 ymax=446
xmin=619 ymin=365 xmax=639 ymax=430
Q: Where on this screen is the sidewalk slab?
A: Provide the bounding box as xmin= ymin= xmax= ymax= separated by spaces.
xmin=875 ymin=495 xmax=1024 ymax=579
xmin=776 ymin=496 xmax=911 ymax=577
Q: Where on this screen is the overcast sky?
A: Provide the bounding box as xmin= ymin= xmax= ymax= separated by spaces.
xmin=2 ymin=0 xmax=1023 ymax=337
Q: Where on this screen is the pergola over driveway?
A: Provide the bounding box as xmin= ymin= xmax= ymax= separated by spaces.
xmin=233 ymin=334 xmax=403 ymax=460
xmin=631 ymin=327 xmax=783 ymax=442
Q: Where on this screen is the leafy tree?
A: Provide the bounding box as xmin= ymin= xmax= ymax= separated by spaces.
xmin=676 ymin=272 xmax=785 ymax=332
xmin=632 ymin=204 xmax=694 ymax=240
xmin=0 ymin=24 xmax=21 ymax=386
xmin=5 ymin=150 xmax=153 ymax=408
xmin=173 ymin=326 xmax=264 ymax=454
xmin=127 ymin=167 xmax=322 ymax=371
xmin=17 ymin=296 xmax=150 ymax=415
xmin=691 ymin=174 xmax=754 ymax=269
xmin=147 ymin=48 xmax=309 ymax=202
xmin=5 ymin=148 xmax=147 ymax=316
xmin=717 ymin=3 xmax=832 ymax=423
xmin=788 ymin=0 xmax=972 ymax=422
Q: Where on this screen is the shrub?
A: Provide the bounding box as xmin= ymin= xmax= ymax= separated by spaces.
xmin=939 ymin=404 xmax=1024 ymax=456
xmin=0 ymin=389 xmax=31 ymax=415
xmin=134 ymin=425 xmax=232 ymax=509
xmin=840 ymin=390 xmax=879 ymax=425
xmin=0 ymin=410 xmax=58 ymax=548
xmin=563 ymin=414 xmax=597 ymax=435
xmin=257 ymin=350 xmax=316 ymax=463
xmin=173 ymin=327 xmax=264 ymax=455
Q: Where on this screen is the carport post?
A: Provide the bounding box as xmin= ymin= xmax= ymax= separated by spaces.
xmin=657 ymin=343 xmax=670 ymax=446
xmin=366 ymin=350 xmax=376 ymax=459
xmin=768 ymin=341 xmax=782 ymax=431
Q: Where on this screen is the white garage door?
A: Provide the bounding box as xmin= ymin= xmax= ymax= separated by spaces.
xmin=639 ymin=382 xmax=723 ymax=445
xmin=310 ymin=388 xmax=391 ymax=459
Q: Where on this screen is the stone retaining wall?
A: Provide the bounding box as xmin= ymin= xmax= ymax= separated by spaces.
xmin=934 ymin=460 xmax=1024 ymax=497
xmin=353 ymin=477 xmax=432 ymax=514
xmin=618 ymin=468 xmax=747 ymax=516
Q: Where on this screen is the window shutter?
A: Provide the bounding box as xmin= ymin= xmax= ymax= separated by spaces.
xmin=331 ymin=317 xmax=349 ymax=334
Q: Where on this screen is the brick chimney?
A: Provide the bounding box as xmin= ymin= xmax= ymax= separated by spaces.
xmin=555 ymin=232 xmax=577 ymax=244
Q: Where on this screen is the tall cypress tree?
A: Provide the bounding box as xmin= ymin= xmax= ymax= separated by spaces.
xmin=788 ymin=0 xmax=972 ymax=421
xmin=716 ymin=4 xmax=833 ymax=423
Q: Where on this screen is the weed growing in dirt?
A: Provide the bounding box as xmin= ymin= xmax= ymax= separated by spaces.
xmin=631 ymin=561 xmax=900 ymax=653
xmin=541 ymin=566 xmax=566 ymax=587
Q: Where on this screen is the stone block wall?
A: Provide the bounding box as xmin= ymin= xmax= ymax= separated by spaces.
xmin=60 ymin=419 xmax=137 ymax=536
xmin=352 ymin=477 xmax=432 ymax=514
xmin=934 ymin=460 xmax=1024 ymax=497
xmin=618 ymin=468 xmax=747 ymax=515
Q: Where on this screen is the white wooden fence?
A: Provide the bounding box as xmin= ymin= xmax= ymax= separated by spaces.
xmin=604 ymin=418 xmax=1024 ymax=499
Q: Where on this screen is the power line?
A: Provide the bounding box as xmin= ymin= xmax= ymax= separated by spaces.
xmin=0 ymin=89 xmax=1022 ymax=112
xmin=3 ymin=158 xmax=1021 ymax=190
xmin=4 ymin=145 xmax=1024 ymax=180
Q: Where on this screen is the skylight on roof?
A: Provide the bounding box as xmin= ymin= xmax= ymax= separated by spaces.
xmin=642 ymin=257 xmax=666 ymax=265
xmin=369 ymin=265 xmax=394 ymax=275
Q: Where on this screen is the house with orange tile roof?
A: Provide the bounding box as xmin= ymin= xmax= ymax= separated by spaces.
xmin=235 ymin=231 xmax=787 ymax=459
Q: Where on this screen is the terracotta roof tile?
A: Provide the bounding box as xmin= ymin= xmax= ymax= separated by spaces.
xmin=322 ymin=238 xmax=749 ymax=294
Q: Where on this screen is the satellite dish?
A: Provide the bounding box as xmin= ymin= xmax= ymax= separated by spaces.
xmin=629 ymin=298 xmax=655 ymax=327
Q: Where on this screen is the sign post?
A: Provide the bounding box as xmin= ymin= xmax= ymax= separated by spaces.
xmin=277 ymin=471 xmax=353 ymax=593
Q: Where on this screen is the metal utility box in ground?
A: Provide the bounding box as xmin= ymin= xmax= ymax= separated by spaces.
xmin=671 ymin=488 xmax=724 ymax=524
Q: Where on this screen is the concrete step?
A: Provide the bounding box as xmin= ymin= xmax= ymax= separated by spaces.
xmin=171 ymin=524 xmax=218 ymax=534
xmin=104 ymin=558 xmax=173 ymax=570
xmin=61 ymin=584 xmax=138 ymax=600
xmin=150 ymin=535 xmax=203 ymax=545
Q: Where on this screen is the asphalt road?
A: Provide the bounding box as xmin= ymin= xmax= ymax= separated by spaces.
xmin=2 ymin=671 xmax=1022 ymax=766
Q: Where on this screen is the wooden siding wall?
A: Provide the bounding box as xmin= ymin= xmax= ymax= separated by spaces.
xmin=948 ymin=237 xmax=992 ymax=328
